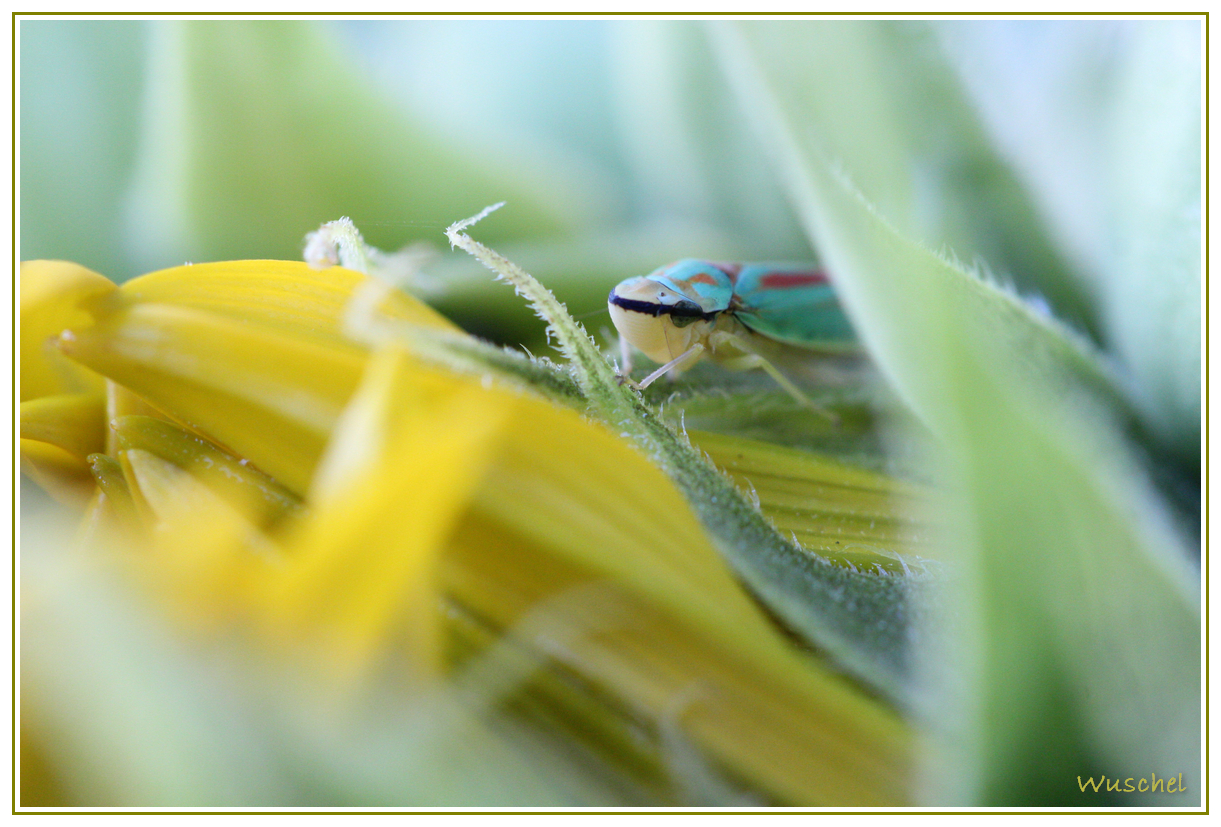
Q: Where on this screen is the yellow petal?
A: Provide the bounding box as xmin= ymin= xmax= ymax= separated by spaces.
xmin=57 ymin=302 xmax=367 ymax=495
xmin=20 ymin=261 xmax=115 ymax=401
xmin=20 ymin=439 xmax=95 ymax=507
xmin=19 ymin=393 xmax=107 ymax=509
xmin=444 ymin=393 xmax=914 ymax=805
xmin=117 ymin=259 xmax=457 ymax=347
xmin=20 ymin=393 xmax=107 ymax=463
xmin=118 ymin=448 xmax=280 ymax=632
xmin=52 ymin=261 xmax=461 ymax=496
xmin=111 ymin=415 xmax=301 ymax=528
xmin=262 ymin=346 xmax=514 ymax=685
xmin=691 ymin=429 xmax=937 ymax=572
xmin=81 ymin=453 xmax=143 ymax=540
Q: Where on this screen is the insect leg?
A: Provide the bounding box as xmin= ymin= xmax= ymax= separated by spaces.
xmin=618 ymin=331 xmax=635 ymax=376
xmin=637 ymin=343 xmax=706 ymax=389
xmin=717 ymin=352 xmax=839 ymax=423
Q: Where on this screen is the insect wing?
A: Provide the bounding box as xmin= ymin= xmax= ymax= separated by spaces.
xmin=645 ymin=259 xmax=735 ymax=314
xmin=732 ymin=263 xmax=856 ymax=349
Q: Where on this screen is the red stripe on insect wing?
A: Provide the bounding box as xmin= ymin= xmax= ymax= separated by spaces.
xmin=756 ymin=271 xmax=829 ymax=289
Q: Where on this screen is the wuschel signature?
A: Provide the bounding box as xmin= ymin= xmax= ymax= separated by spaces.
xmin=1077 ymin=773 xmax=1186 ymax=794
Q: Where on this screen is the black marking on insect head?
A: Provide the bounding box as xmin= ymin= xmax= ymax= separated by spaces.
xmin=608 ymin=291 xmax=719 ymax=324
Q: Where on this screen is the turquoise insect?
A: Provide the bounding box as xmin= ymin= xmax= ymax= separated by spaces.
xmin=607 ymin=259 xmax=856 ymax=404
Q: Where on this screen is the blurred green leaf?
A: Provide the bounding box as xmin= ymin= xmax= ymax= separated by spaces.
xmin=718 ymin=20 xmax=1199 ymax=805
xmin=122 ymin=21 xmax=588 ymax=270
xmin=934 ymin=21 xmax=1201 ymax=463
xmin=20 ymin=21 xmax=148 ymax=279
xmin=710 ymin=22 xmax=1097 ymax=338
xmin=1103 ymin=23 xmax=1201 ymax=463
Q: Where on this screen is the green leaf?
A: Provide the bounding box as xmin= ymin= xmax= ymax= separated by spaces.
xmin=935 ymin=21 xmax=1202 ymax=463
xmin=718 ymin=21 xmax=1199 ymax=805
xmin=707 ymin=21 xmax=1098 ymax=338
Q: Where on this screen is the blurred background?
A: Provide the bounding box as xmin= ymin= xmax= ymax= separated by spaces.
xmin=21 ymin=18 xmax=1201 ymax=462
xmin=19 ymin=17 xmax=1202 ymax=808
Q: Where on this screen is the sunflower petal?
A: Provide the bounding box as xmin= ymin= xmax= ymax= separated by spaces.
xmin=83 ymin=453 xmax=143 ymax=539
xmin=116 ymin=260 xmax=457 ymax=346
xmin=20 ymin=260 xmax=114 ymax=401
xmin=691 ymin=429 xmax=937 ymax=573
xmin=20 ymin=393 xmax=107 ymax=464
xmin=20 ymin=439 xmax=95 ymax=507
xmin=118 ymin=447 xmax=281 ymax=633
xmin=261 ymin=346 xmax=514 ymax=685
xmin=111 ymin=415 xmax=302 ymax=527
xmin=57 ymin=302 xmax=365 ymax=494
xmin=444 ymin=383 xmax=914 ymax=805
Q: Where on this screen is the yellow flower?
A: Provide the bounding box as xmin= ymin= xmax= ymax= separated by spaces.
xmin=19 ymin=261 xmax=114 ymax=505
xmin=20 ymin=259 xmax=913 ymax=806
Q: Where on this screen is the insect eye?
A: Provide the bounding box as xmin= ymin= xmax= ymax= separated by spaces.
xmin=670 ymin=299 xmax=702 ymax=327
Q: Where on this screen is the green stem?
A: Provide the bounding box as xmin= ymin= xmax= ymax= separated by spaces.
xmin=446 ymin=207 xmax=922 ymax=706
